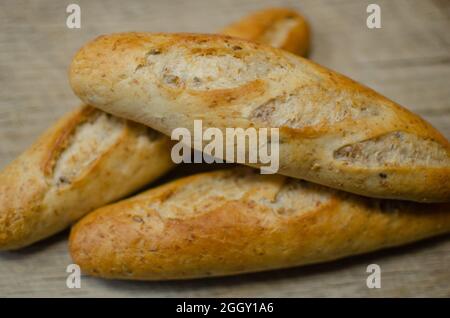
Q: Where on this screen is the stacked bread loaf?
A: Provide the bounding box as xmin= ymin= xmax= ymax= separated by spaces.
xmin=1 ymin=8 xmax=450 ymax=281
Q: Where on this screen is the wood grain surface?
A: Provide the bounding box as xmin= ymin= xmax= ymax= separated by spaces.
xmin=0 ymin=0 xmax=449 ymax=297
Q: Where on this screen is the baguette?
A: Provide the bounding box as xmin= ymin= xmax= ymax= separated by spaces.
xmin=0 ymin=106 xmax=173 ymax=250
xmin=69 ymin=32 xmax=450 ymax=202
xmin=220 ymin=7 xmax=309 ymax=56
xmin=0 ymin=8 xmax=310 ymax=250
xmin=69 ymin=167 xmax=450 ymax=280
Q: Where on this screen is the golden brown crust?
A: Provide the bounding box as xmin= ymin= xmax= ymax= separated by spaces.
xmin=69 ymin=168 xmax=450 ymax=280
xmin=41 ymin=106 xmax=97 ymax=176
xmin=69 ymin=32 xmax=450 ymax=202
xmin=0 ymin=106 xmax=174 ymax=250
xmin=220 ymin=7 xmax=310 ymax=56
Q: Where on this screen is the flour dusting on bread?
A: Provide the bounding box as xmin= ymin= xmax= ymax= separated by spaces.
xmin=250 ymin=87 xmax=380 ymax=128
xmin=141 ymin=40 xmax=288 ymax=91
xmin=334 ymin=131 xmax=450 ymax=167
xmin=262 ymin=16 xmax=299 ymax=48
xmin=53 ymin=112 xmax=124 ymax=186
xmin=146 ymin=169 xmax=277 ymax=219
xmin=141 ymin=168 xmax=332 ymax=219
xmin=264 ymin=179 xmax=333 ymax=215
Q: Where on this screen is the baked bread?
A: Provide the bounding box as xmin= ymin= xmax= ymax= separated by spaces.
xmin=0 ymin=106 xmax=174 ymax=250
xmin=69 ymin=167 xmax=450 ymax=280
xmin=69 ymin=32 xmax=450 ymax=202
xmin=0 ymin=8 xmax=311 ymax=250
xmin=220 ymin=7 xmax=309 ymax=56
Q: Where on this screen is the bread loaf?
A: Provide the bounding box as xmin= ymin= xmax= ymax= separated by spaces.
xmin=0 ymin=106 xmax=173 ymax=250
xmin=69 ymin=167 xmax=450 ymax=280
xmin=0 ymin=8 xmax=310 ymax=250
xmin=69 ymin=32 xmax=450 ymax=202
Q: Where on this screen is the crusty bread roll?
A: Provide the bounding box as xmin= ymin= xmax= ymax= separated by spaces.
xmin=0 ymin=106 xmax=174 ymax=250
xmin=0 ymin=8 xmax=310 ymax=250
xmin=69 ymin=167 xmax=450 ymax=280
xmin=220 ymin=7 xmax=309 ymax=56
xmin=69 ymin=32 xmax=450 ymax=202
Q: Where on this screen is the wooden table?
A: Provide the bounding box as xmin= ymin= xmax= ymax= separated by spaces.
xmin=0 ymin=0 xmax=449 ymax=297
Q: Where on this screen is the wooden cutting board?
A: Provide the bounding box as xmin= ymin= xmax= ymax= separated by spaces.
xmin=0 ymin=0 xmax=449 ymax=297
